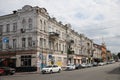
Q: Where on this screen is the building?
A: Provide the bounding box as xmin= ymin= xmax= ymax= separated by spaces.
xmin=101 ymin=43 xmax=107 ymax=62
xmin=0 ymin=5 xmax=68 ymax=69
xmin=0 ymin=5 xmax=102 ymax=71
xmin=93 ymin=43 xmax=102 ymax=63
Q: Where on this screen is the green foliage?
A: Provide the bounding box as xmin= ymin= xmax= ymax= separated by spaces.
xmin=67 ymin=48 xmax=71 ymax=54
xmin=117 ymin=52 xmax=120 ymax=59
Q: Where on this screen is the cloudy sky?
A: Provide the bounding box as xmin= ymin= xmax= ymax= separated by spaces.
xmin=0 ymin=0 xmax=120 ymax=54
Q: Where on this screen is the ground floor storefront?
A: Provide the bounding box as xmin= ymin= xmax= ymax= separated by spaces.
xmin=0 ymin=50 xmax=96 ymax=72
xmin=0 ymin=50 xmax=68 ymax=72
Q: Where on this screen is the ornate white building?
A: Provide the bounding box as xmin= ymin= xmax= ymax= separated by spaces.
xmin=0 ymin=5 xmax=100 ymax=70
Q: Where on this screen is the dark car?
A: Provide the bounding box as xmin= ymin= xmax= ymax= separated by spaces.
xmin=75 ymin=64 xmax=82 ymax=69
xmin=0 ymin=68 xmax=4 ymax=75
xmin=0 ymin=67 xmax=15 ymax=75
xmin=93 ymin=62 xmax=98 ymax=66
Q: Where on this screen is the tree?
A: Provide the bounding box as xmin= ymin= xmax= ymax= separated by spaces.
xmin=117 ymin=52 xmax=120 ymax=59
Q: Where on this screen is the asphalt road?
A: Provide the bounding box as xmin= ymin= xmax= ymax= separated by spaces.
xmin=0 ymin=62 xmax=120 ymax=80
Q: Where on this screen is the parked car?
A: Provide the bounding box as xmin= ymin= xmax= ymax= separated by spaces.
xmin=87 ymin=63 xmax=93 ymax=67
xmin=93 ymin=62 xmax=98 ymax=66
xmin=81 ymin=63 xmax=88 ymax=68
xmin=41 ymin=65 xmax=62 ymax=74
xmin=65 ymin=64 xmax=76 ymax=70
xmin=0 ymin=67 xmax=15 ymax=75
xmin=98 ymin=62 xmax=104 ymax=66
xmin=75 ymin=64 xmax=82 ymax=69
xmin=0 ymin=68 xmax=4 ymax=75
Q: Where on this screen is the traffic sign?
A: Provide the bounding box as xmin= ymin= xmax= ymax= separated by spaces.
xmin=3 ymin=37 xmax=9 ymax=43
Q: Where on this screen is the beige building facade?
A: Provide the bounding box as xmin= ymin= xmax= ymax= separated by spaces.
xmin=0 ymin=5 xmax=102 ymax=70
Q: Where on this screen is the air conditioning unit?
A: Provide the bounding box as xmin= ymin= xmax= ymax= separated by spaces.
xmin=21 ymin=28 xmax=25 ymax=33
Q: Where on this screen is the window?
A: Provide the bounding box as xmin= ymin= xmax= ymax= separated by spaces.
xmin=13 ymin=23 xmax=17 ymax=31
xmin=28 ymin=18 xmax=32 ymax=29
xmin=28 ymin=37 xmax=32 ymax=47
xmin=6 ymin=39 xmax=9 ymax=49
xmin=44 ymin=21 xmax=46 ymax=32
xmin=40 ymin=38 xmax=43 ymax=48
xmin=0 ymin=25 xmax=3 ymax=33
xmin=13 ymin=39 xmax=16 ymax=48
xmin=62 ymin=44 xmax=64 ymax=52
xmin=40 ymin=19 xmax=42 ymax=30
xmin=59 ymin=44 xmax=61 ymax=51
xmin=44 ymin=39 xmax=46 ymax=48
xmin=56 ymin=43 xmax=58 ymax=51
xmin=0 ymin=39 xmax=2 ymax=49
xmin=58 ymin=31 xmax=60 ymax=37
xmin=22 ymin=19 xmax=26 ymax=29
xmin=57 ymin=57 xmax=62 ymax=61
xmin=22 ymin=38 xmax=26 ymax=48
xmin=65 ymin=45 xmax=67 ymax=53
xmin=6 ymin=24 xmax=10 ymax=32
xmin=48 ymin=26 xmax=52 ymax=32
xmin=21 ymin=55 xmax=31 ymax=66
xmin=49 ymin=41 xmax=51 ymax=49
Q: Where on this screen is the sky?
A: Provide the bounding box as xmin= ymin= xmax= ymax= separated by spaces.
xmin=0 ymin=0 xmax=120 ymax=54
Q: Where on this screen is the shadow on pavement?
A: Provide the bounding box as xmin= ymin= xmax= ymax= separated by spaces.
xmin=107 ymin=67 xmax=120 ymax=74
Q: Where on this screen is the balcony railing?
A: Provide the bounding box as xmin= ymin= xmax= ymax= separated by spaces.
xmin=49 ymin=32 xmax=59 ymax=40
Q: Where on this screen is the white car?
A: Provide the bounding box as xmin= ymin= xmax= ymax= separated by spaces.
xmin=98 ymin=62 xmax=104 ymax=66
xmin=41 ymin=65 xmax=62 ymax=74
xmin=81 ymin=63 xmax=88 ymax=68
xmin=66 ymin=64 xmax=76 ymax=70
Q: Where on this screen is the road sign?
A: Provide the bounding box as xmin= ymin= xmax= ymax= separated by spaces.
xmin=3 ymin=37 xmax=9 ymax=43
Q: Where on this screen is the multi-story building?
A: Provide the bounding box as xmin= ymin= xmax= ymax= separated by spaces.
xmin=0 ymin=5 xmax=102 ymax=71
xmin=101 ymin=43 xmax=107 ymax=62
xmin=93 ymin=43 xmax=102 ymax=63
xmin=0 ymin=5 xmax=69 ymax=68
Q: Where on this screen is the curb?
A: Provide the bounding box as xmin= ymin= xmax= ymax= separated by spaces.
xmin=15 ymin=72 xmax=40 ymax=75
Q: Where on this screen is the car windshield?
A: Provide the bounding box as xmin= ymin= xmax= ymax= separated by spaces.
xmin=45 ymin=66 xmax=52 ymax=68
xmin=67 ymin=64 xmax=74 ymax=66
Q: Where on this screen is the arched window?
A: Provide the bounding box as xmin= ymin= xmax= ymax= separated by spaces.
xmin=22 ymin=19 xmax=26 ymax=29
xmin=28 ymin=18 xmax=32 ymax=29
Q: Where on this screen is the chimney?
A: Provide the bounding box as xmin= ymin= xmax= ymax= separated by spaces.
xmin=13 ymin=10 xmax=17 ymax=14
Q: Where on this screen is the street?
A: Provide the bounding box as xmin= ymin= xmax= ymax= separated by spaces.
xmin=0 ymin=62 xmax=120 ymax=80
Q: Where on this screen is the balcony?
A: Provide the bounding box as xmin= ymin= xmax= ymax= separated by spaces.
xmin=70 ymin=40 xmax=74 ymax=43
xmin=49 ymin=32 xmax=59 ymax=40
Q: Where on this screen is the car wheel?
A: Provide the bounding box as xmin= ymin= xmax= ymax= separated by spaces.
xmin=42 ymin=72 xmax=45 ymax=74
xmin=10 ymin=73 xmax=14 ymax=75
xmin=50 ymin=70 xmax=53 ymax=74
xmin=58 ymin=69 xmax=61 ymax=73
xmin=3 ymin=71 xmax=8 ymax=75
